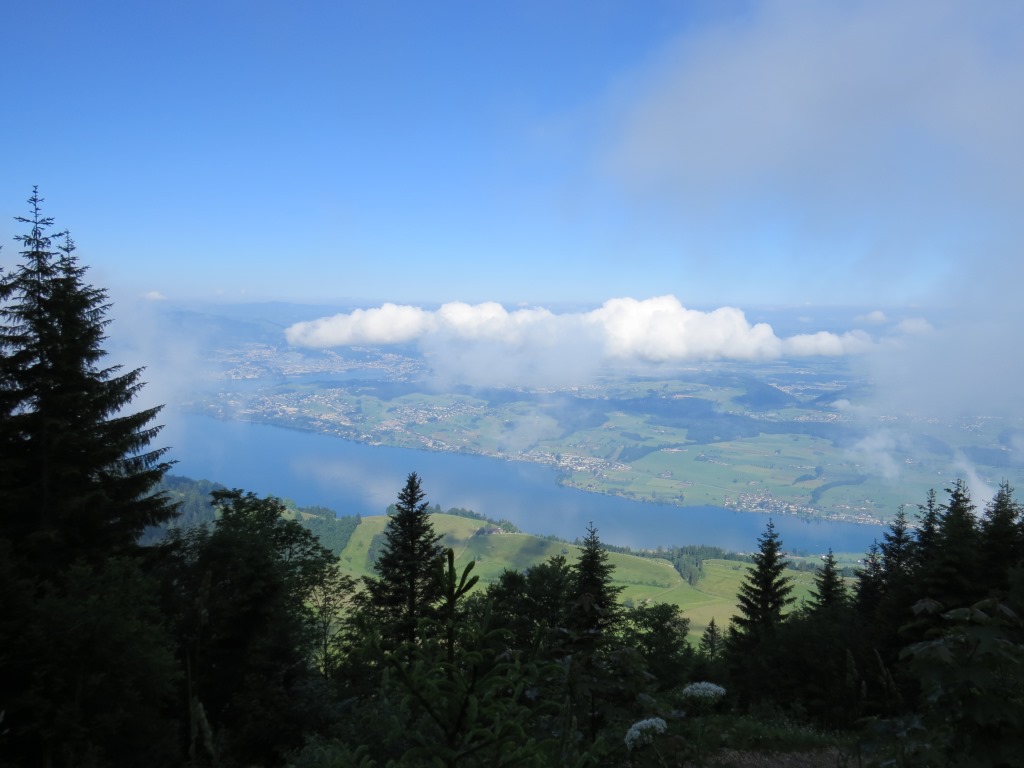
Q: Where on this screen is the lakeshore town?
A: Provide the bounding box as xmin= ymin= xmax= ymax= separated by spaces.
xmin=176 ymin=343 xmax=897 ymax=526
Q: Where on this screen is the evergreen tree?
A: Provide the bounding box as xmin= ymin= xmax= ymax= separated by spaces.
xmin=809 ymin=548 xmax=848 ymax=612
xmin=17 ymin=558 xmax=181 ymax=767
xmin=620 ymin=602 xmax=693 ymax=692
xmin=157 ymin=489 xmax=335 ymax=765
xmin=854 ymin=541 xmax=885 ymax=616
xmin=924 ymin=480 xmax=979 ymax=608
xmin=880 ymin=505 xmax=915 ymax=584
xmin=699 ymin=617 xmax=724 ymax=663
xmin=979 ymin=481 xmax=1024 ymax=596
xmin=729 ymin=520 xmax=795 ymax=642
xmin=487 ymin=553 xmax=574 ymax=654
xmin=569 ymin=522 xmax=623 ymax=638
xmin=898 ymin=482 xmax=982 ymax=661
xmin=564 ymin=525 xmax=634 ymax=746
xmin=0 ymin=192 xmax=181 ymax=766
xmin=364 ymin=472 xmax=445 ymax=648
xmin=726 ymin=521 xmax=795 ymax=706
xmin=864 ymin=507 xmax=922 ymax=664
xmin=693 ymin=616 xmax=728 ymax=688
xmin=913 ymin=489 xmax=941 ymax=571
xmin=0 ymin=189 xmax=175 ymax=568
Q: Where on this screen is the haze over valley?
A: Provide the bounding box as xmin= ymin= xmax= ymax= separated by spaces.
xmin=4 ymin=0 xmax=1024 ymax=540
xmin=123 ymin=298 xmax=1022 ymax=531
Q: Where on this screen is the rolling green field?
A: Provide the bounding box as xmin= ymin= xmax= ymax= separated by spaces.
xmin=210 ymin=364 xmax=1024 ymax=526
xmin=339 ymin=513 xmax=824 ymax=641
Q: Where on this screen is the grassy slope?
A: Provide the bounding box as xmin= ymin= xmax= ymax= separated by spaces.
xmin=339 ymin=513 xmax=821 ymax=641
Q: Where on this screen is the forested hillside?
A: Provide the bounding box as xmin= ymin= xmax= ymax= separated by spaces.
xmin=2 ymin=194 xmax=1024 ymax=767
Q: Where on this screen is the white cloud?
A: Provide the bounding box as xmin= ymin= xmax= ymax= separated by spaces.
xmin=143 ymin=290 xmax=167 ymax=301
xmin=846 ymin=430 xmax=905 ymax=481
xmin=286 ymin=295 xmax=873 ymax=385
xmin=603 ymin=0 xmax=1024 ymax=304
xmin=856 ymin=310 xmax=888 ymax=325
xmin=588 ymin=296 xmax=782 ymax=361
xmin=434 ymin=301 xmax=558 ymax=344
xmin=952 ymin=452 xmax=996 ymax=509
xmin=895 ymin=317 xmax=933 ymax=335
xmin=783 ymin=330 xmax=873 ymax=357
xmin=612 ymin=1 xmax=1024 ymax=205
xmin=285 ymin=303 xmax=433 ymax=346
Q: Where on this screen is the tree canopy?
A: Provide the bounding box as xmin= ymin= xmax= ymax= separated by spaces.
xmin=0 ymin=188 xmax=174 ymax=570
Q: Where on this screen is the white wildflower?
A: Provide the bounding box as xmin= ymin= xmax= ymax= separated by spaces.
xmin=681 ymin=681 xmax=727 ymax=702
xmin=624 ymin=717 xmax=667 ymax=751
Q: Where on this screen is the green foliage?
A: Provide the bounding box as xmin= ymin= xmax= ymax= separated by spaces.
xmin=0 ymin=188 xmax=175 ymax=568
xmin=694 ymin=617 xmax=728 ymax=685
xmin=363 ymin=472 xmax=445 ymax=650
xmin=724 ymin=521 xmax=798 ymax=710
xmin=139 ymin=474 xmax=225 ymax=544
xmin=656 ymin=544 xmax=744 ymax=586
xmin=157 ymin=489 xmax=336 ymax=765
xmin=438 ymin=504 xmax=521 ymax=533
xmin=4 ymin=557 xmax=181 ymax=767
xmin=569 ymin=523 xmax=624 ymax=638
xmin=620 ymin=602 xmax=694 ymax=692
xmin=978 ymin=481 xmax=1024 ymax=597
xmin=854 ymin=540 xmax=884 ymax=616
xmin=486 ymin=553 xmax=574 ymax=652
xmin=698 ymin=617 xmax=724 ymax=662
xmin=711 ymin=713 xmax=838 ymax=753
xmin=775 ymin=608 xmax=864 ymax=729
xmin=809 ymin=548 xmax=848 ymax=613
xmin=308 ymin=563 xmax=358 ymax=679
xmin=729 ymin=520 xmax=795 ymax=642
xmin=849 ymin=481 xmax=1024 ymax=759
xmin=297 ymin=512 xmax=361 ymax=557
xmin=590 ymin=543 xmax=749 ymax=587
xmin=387 ymin=555 xmax=547 ymax=767
xmin=923 ymin=480 xmax=980 ymax=609
xmin=880 ymin=505 xmax=915 ymax=583
xmin=864 ymin=598 xmax=1024 ymax=766
xmin=0 ymin=191 xmax=182 ymax=766
xmin=288 ymin=739 xmax=379 ymax=768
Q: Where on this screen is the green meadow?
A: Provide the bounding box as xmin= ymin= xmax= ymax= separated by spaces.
xmin=339 ymin=512 xmax=823 ymax=641
xmin=228 ymin=370 xmax=1024 ymax=526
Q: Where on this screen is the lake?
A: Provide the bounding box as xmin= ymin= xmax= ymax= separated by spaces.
xmin=163 ymin=411 xmax=886 ymax=554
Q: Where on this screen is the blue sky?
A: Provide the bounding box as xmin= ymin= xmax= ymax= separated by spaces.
xmin=4 ymin=0 xmax=1022 ymax=312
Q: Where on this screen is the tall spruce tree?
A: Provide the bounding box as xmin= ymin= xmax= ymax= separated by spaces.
xmin=726 ymin=520 xmax=796 ymax=707
xmin=979 ymin=481 xmax=1024 ymax=596
xmin=729 ymin=520 xmax=795 ymax=641
xmin=880 ymin=505 xmax=915 ymax=583
xmin=0 ymin=189 xmax=175 ymax=568
xmin=364 ymin=472 xmax=445 ymax=648
xmin=924 ymin=480 xmax=979 ymax=607
xmin=870 ymin=505 xmax=920 ymax=658
xmin=0 ymin=192 xmax=180 ymax=767
xmin=699 ymin=617 xmax=724 ymax=662
xmin=809 ymin=548 xmax=848 ymax=612
xmin=570 ymin=522 xmax=623 ymax=637
xmin=913 ymin=488 xmax=941 ymax=571
xmin=854 ymin=541 xmax=885 ymax=616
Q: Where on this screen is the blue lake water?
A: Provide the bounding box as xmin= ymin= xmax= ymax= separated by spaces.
xmin=163 ymin=411 xmax=886 ymax=555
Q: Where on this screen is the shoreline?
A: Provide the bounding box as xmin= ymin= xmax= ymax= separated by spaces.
xmin=184 ymin=407 xmax=889 ymax=529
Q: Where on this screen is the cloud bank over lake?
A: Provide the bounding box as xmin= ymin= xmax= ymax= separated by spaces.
xmin=286 ymin=295 xmax=877 ymax=385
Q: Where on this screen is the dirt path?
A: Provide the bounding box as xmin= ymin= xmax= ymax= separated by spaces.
xmin=702 ymin=747 xmax=842 ymax=767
